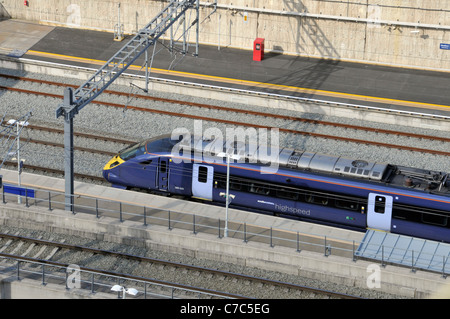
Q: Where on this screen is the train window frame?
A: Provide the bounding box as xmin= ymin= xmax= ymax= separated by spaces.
xmin=335 ymin=199 xmax=359 ymax=211
xmin=305 ymin=194 xmax=329 ymax=206
xmin=421 ymin=213 xmax=448 ymax=227
xmin=212 ymin=171 xmax=371 ymax=214
xmin=374 ymin=195 xmax=386 ymax=214
xmin=160 ymin=160 xmax=167 ymax=173
xmin=198 ymin=166 xmax=208 ymax=183
xmin=230 ymin=180 xmax=242 ymax=191
xmin=276 ymin=188 xmax=299 ymax=200
xmin=213 ymin=173 xmax=246 ymax=191
xmin=249 ymin=183 xmax=270 ymax=195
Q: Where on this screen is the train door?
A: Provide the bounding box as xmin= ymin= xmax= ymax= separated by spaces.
xmin=192 ymin=164 xmax=213 ymax=200
xmin=157 ymin=158 xmax=169 ymax=191
xmin=367 ymin=193 xmax=393 ymax=231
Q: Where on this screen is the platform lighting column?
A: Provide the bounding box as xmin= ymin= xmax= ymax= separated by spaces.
xmin=61 ymin=88 xmax=75 ymax=212
xmin=8 ymin=119 xmax=28 ymax=204
xmin=111 ymin=284 xmax=138 ymax=299
xmin=16 ymin=120 xmax=21 ymax=204
xmin=219 ymin=152 xmax=236 ymax=238
xmin=225 ymin=153 xmax=230 ymax=237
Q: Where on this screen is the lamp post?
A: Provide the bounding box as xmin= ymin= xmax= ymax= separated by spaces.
xmin=8 ymin=119 xmax=29 ymax=204
xmin=114 ymin=3 xmax=124 ymax=41
xmin=218 ymin=152 xmax=237 ymax=237
xmin=111 ymin=284 xmax=138 ymax=299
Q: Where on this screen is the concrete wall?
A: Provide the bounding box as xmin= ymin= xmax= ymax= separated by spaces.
xmin=0 ymin=4 xmax=11 ymax=19
xmin=1 ymin=0 xmax=449 ymax=70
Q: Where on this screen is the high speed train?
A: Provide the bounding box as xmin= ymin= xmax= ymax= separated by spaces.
xmin=103 ymin=134 xmax=450 ymax=243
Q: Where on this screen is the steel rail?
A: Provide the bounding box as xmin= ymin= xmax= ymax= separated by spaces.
xmin=1 ymin=161 xmax=104 ymax=182
xmin=27 ymin=123 xmax=135 ymax=145
xmin=0 ymin=251 xmax=245 ymax=299
xmin=12 ymin=58 xmax=450 ymax=121
xmin=2 ymin=73 xmax=450 ymax=143
xmin=0 ymin=233 xmax=363 ymax=299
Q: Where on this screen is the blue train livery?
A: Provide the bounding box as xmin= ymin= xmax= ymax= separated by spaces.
xmin=103 ymin=134 xmax=450 ymax=243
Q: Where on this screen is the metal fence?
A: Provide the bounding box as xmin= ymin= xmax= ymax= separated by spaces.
xmin=2 ymin=185 xmax=449 ymax=279
xmin=0 ymin=255 xmax=229 ymax=299
xmin=1 ymin=185 xmax=358 ymax=259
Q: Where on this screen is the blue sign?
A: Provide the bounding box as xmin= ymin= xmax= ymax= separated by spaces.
xmin=3 ymin=184 xmax=35 ymax=198
xmin=440 ymin=43 xmax=450 ymax=50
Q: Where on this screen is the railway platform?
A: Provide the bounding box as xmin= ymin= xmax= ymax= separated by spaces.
xmin=1 ymin=19 xmax=449 ymax=117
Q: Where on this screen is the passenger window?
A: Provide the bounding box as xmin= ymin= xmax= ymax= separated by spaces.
xmin=249 ymin=183 xmax=270 ymax=195
xmin=160 ymin=161 xmax=167 ymax=173
xmin=422 ymin=213 xmax=447 ymax=227
xmin=374 ymin=196 xmax=386 ymax=214
xmin=335 ymin=199 xmax=358 ymax=211
xmin=198 ymin=166 xmax=208 ymax=183
xmin=306 ymin=194 xmax=329 ymax=205
xmin=276 ymin=188 xmax=298 ymax=200
xmin=230 ymin=180 xmax=242 ymax=191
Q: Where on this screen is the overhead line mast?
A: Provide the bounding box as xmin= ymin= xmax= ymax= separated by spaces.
xmin=56 ymin=0 xmax=199 ymax=211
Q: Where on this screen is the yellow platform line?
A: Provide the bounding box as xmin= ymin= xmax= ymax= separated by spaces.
xmin=27 ymin=50 xmax=450 ymax=111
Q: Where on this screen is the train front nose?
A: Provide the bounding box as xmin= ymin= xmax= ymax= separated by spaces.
xmin=103 ymin=155 xmax=124 ymax=171
xmin=102 ymin=155 xmax=124 ymax=182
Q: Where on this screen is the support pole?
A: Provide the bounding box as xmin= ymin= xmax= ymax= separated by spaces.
xmin=56 ymin=1 xmax=205 ymax=211
xmin=16 ymin=121 xmax=21 ymax=204
xmin=195 ymin=0 xmax=199 ymax=56
xmin=145 ymin=43 xmax=149 ymax=93
xmin=183 ymin=11 xmax=187 ymax=54
xmin=64 ymin=115 xmax=74 ymax=212
xmin=63 ymin=88 xmax=75 ymax=212
xmin=225 ymin=154 xmax=230 ymax=237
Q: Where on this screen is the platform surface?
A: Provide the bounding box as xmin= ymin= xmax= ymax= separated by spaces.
xmin=0 ymin=19 xmax=448 ymax=116
xmin=0 ymin=19 xmax=54 ymax=57
xmin=356 ymin=229 xmax=450 ymax=275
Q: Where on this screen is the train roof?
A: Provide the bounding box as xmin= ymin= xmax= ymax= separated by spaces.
xmin=144 ymin=134 xmax=450 ymax=196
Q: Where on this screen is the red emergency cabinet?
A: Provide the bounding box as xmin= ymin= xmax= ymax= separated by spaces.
xmin=253 ymin=38 xmax=264 ymax=61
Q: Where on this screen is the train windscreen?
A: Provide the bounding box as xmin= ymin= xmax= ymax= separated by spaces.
xmin=119 ymin=141 xmax=146 ymax=161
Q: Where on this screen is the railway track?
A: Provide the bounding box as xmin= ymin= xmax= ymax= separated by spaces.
xmin=1 ymin=74 xmax=450 ymax=158
xmin=0 ymin=232 xmax=363 ymax=299
xmin=0 ymin=122 xmax=132 ymax=182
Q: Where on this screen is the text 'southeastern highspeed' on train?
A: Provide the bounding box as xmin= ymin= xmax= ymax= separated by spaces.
xmin=103 ymin=134 xmax=450 ymax=243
